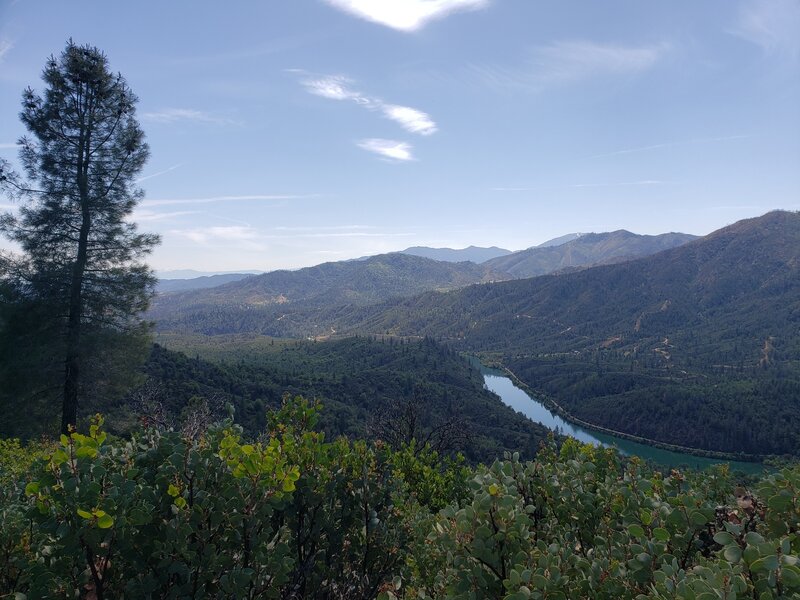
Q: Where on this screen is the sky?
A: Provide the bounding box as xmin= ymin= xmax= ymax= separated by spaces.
xmin=1 ymin=0 xmax=799 ymax=273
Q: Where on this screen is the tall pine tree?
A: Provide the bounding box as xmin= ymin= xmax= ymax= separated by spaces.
xmin=0 ymin=41 xmax=159 ymax=434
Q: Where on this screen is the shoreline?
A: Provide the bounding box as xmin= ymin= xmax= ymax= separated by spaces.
xmin=477 ymin=357 xmax=764 ymax=464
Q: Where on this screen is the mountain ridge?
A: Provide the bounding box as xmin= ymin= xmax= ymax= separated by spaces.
xmin=332 ymin=211 xmax=800 ymax=456
xmin=484 ymin=230 xmax=698 ymax=278
xmin=400 ymin=245 xmax=512 ymax=263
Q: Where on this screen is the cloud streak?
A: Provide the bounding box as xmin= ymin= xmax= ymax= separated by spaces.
xmin=357 ymin=138 xmax=415 ymax=161
xmin=129 ymin=209 xmax=200 ymax=223
xmin=0 ymin=40 xmax=12 ymax=62
xmin=590 ymin=135 xmax=751 ymax=159
xmin=301 ymin=74 xmax=437 ymax=135
xmin=170 ymin=226 xmax=414 ymax=246
xmin=493 ymin=180 xmax=672 ymax=192
xmin=142 ymin=108 xmax=238 ymax=126
xmin=135 ymin=163 xmax=185 ymax=184
xmin=321 ymin=0 xmax=488 ymax=32
xmin=469 ymin=40 xmax=670 ymax=91
xmin=173 ymin=226 xmax=258 ymax=244
xmin=142 ymin=194 xmax=317 ymax=207
xmin=732 ymin=0 xmax=800 ymax=58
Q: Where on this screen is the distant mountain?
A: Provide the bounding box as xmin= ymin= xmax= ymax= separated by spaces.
xmin=336 ymin=211 xmax=800 ymax=457
xmin=484 ymin=230 xmax=697 ymax=278
xmin=157 ymin=273 xmax=254 ymax=293
xmin=149 ymin=252 xmax=510 ymax=335
xmin=535 ymin=232 xmax=586 ymax=248
xmin=156 ymin=269 xmax=263 ymax=280
xmin=401 ymin=245 xmax=512 ymax=263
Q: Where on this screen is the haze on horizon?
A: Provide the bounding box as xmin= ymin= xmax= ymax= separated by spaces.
xmin=1 ymin=0 xmax=798 ymax=272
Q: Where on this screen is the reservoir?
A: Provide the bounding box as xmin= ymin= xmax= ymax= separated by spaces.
xmin=480 ymin=364 xmax=764 ymax=475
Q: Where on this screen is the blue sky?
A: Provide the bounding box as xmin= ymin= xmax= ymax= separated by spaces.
xmin=1 ymin=0 xmax=799 ymax=272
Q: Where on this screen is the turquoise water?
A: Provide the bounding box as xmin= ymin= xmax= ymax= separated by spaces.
xmin=480 ymin=365 xmax=765 ymax=475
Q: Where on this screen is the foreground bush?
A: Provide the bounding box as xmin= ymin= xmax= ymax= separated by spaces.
xmin=408 ymin=440 xmax=800 ymax=599
xmin=1 ymin=400 xmax=798 ymax=599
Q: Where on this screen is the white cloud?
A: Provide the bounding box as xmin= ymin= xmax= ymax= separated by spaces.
xmin=142 ymin=108 xmax=238 ymax=125
xmin=381 ymin=104 xmax=437 ymax=135
xmin=357 ymin=138 xmax=415 ymax=161
xmin=142 ymin=194 xmax=315 ymax=207
xmin=0 ymin=143 xmax=20 ymax=150
xmin=300 ymin=74 xmax=436 ymax=135
xmin=0 ymin=40 xmax=12 ymax=62
xmin=322 ymin=0 xmax=488 ymax=32
xmin=732 ymin=0 xmax=800 ymax=58
xmin=304 ymin=75 xmax=364 ymax=102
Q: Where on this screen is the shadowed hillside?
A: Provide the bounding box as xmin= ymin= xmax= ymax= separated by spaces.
xmin=149 ymin=252 xmax=509 ymax=335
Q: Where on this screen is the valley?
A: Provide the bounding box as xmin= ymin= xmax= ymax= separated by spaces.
xmin=149 ymin=211 xmax=800 ymax=461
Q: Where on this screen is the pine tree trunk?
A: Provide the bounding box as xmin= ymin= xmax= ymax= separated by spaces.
xmin=61 ymin=109 xmax=91 ymax=435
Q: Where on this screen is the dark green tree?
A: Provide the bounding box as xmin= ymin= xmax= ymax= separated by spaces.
xmin=0 ymin=41 xmax=158 ymax=435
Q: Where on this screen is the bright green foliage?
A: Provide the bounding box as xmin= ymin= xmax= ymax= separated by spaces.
xmin=1 ymin=402 xmax=799 ymax=599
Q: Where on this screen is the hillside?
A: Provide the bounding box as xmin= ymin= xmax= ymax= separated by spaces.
xmin=149 ymin=252 xmax=509 ymax=335
xmin=400 ymin=245 xmax=512 ymax=263
xmin=484 ymin=230 xmax=697 ymax=278
xmin=336 ymin=211 xmax=800 ymax=457
xmin=135 ymin=336 xmax=551 ymax=463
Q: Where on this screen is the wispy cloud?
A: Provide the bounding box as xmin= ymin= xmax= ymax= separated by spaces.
xmin=273 ymin=225 xmax=378 ymax=232
xmin=590 ymin=135 xmax=751 ymax=159
xmin=0 ymin=143 xmax=20 ymax=151
xmin=532 ymin=41 xmax=669 ymax=83
xmin=170 ymin=225 xmax=414 ymax=246
xmin=129 ymin=209 xmax=199 ymax=223
xmin=301 ymin=74 xmax=437 ymax=135
xmin=272 ymin=231 xmax=415 ymax=239
xmin=304 ymin=74 xmax=366 ymax=102
xmin=357 ymin=138 xmax=415 ymax=161
xmin=469 ymin=40 xmax=670 ymax=91
xmin=321 ymin=0 xmax=488 ymax=32
xmin=569 ymin=180 xmax=670 ymax=188
xmin=493 ymin=180 xmax=672 ymax=192
xmin=135 ymin=163 xmax=184 ymax=184
xmin=142 ymin=194 xmax=316 ymax=207
xmin=142 ymin=108 xmax=239 ymax=126
xmin=0 ymin=40 xmax=12 ymax=62
xmin=732 ymin=0 xmax=800 ymax=58
xmin=172 ymin=226 xmax=259 ymax=244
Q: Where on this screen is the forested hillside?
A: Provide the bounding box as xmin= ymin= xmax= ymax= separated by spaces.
xmin=149 ymin=252 xmax=509 ymax=336
xmin=128 ymin=336 xmax=551 ymax=464
xmin=335 ymin=211 xmax=800 ymax=457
